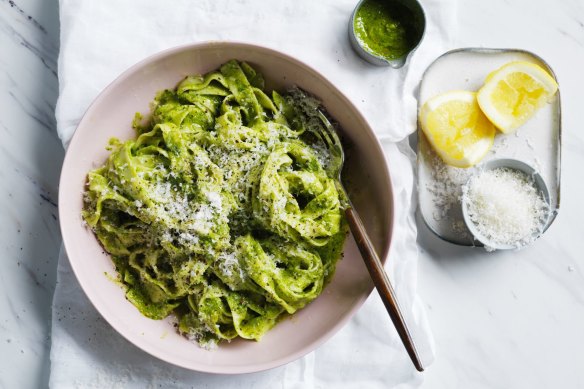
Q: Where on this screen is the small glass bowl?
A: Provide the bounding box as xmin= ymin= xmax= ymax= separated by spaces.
xmin=348 ymin=0 xmax=426 ymax=68
xmin=461 ymin=159 xmax=552 ymax=251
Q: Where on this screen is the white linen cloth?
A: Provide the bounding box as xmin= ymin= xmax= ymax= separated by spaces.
xmin=51 ymin=0 xmax=456 ymax=387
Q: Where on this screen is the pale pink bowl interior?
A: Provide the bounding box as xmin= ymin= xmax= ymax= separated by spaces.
xmin=59 ymin=41 xmax=394 ymax=374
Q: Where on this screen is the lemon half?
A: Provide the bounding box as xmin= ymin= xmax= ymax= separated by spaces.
xmin=419 ymin=90 xmax=496 ymax=168
xmin=477 ymin=61 xmax=558 ymax=134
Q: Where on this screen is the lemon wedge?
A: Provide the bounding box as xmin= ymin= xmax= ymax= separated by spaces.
xmin=419 ymin=91 xmax=496 ymax=168
xmin=477 ymin=61 xmax=558 ymax=133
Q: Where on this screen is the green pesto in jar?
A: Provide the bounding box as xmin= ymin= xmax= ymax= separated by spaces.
xmin=353 ymin=0 xmax=419 ymax=60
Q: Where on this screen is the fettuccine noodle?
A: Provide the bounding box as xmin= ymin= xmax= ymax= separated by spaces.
xmin=82 ymin=60 xmax=347 ymax=348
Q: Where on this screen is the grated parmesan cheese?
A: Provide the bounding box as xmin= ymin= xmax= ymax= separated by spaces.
xmin=425 ymin=154 xmax=473 ymax=221
xmin=206 ymin=192 xmax=222 ymax=209
xmin=462 ymin=167 xmax=549 ymax=250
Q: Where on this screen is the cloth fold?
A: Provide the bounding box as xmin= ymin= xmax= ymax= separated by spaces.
xmin=51 ymin=0 xmax=456 ymax=387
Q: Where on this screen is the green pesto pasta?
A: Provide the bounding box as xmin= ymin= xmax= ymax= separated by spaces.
xmin=82 ymin=60 xmax=347 ymax=348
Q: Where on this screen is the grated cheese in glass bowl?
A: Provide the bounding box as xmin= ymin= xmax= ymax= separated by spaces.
xmin=461 ymin=159 xmax=552 ymax=251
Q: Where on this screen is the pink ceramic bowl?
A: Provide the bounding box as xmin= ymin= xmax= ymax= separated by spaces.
xmin=59 ymin=41 xmax=394 ymax=374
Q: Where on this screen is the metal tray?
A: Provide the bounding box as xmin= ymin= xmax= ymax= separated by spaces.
xmin=417 ymin=48 xmax=561 ymax=246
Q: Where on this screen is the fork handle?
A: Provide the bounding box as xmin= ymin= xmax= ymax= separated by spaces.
xmin=345 ymin=207 xmax=424 ymax=372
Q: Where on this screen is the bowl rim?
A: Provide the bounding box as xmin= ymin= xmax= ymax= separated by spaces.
xmin=58 ymin=41 xmax=396 ymax=373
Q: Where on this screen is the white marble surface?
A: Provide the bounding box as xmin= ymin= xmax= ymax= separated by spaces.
xmin=0 ymin=0 xmax=62 ymax=388
xmin=1 ymin=0 xmax=583 ymax=388
xmin=418 ymin=1 xmax=584 ymax=387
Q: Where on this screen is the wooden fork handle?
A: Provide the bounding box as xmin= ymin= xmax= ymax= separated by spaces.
xmin=345 ymin=207 xmax=424 ymax=372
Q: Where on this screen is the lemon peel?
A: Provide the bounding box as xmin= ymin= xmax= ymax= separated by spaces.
xmin=419 ymin=90 xmax=495 ymax=168
xmin=477 ymin=61 xmax=558 ymax=134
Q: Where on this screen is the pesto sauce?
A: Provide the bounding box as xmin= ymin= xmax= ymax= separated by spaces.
xmin=353 ymin=0 xmax=418 ymax=60
xmin=82 ymin=61 xmax=349 ymax=348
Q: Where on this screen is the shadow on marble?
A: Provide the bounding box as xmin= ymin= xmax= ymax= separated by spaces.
xmin=415 ymin=211 xmax=509 ymax=264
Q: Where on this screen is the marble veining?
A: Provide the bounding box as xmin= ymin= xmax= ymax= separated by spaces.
xmin=0 ymin=0 xmax=62 ymax=388
xmin=1 ymin=0 xmax=58 ymax=70
xmin=2 ymin=0 xmax=584 ymax=388
xmin=418 ymin=1 xmax=584 ymax=387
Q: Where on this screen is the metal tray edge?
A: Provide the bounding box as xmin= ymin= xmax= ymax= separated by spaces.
xmin=416 ymin=47 xmax=562 ymax=246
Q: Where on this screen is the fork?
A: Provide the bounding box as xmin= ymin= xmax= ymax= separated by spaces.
xmin=314 ymin=110 xmax=425 ymax=372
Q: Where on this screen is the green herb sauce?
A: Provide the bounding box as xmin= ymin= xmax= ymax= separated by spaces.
xmin=353 ymin=0 xmax=419 ymax=60
xmin=82 ymin=60 xmax=348 ymax=349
